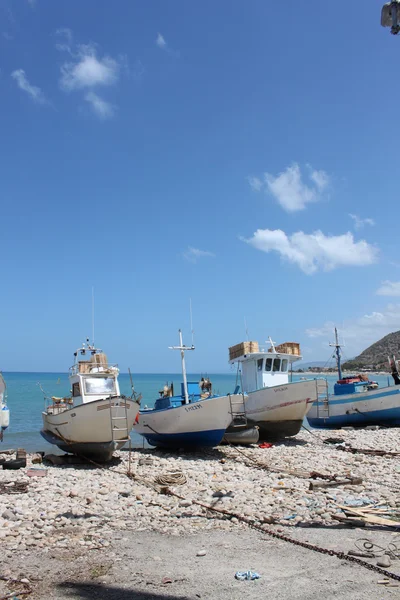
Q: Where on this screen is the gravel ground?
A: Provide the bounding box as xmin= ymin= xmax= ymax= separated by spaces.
xmin=0 ymin=427 xmax=399 ymax=599
xmin=1 ymin=529 xmax=399 ymax=599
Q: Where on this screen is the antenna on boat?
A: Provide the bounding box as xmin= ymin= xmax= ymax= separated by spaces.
xmin=329 ymin=328 xmax=343 ymax=380
xmin=91 ymin=286 xmax=95 ymax=347
xmin=128 ymin=367 xmax=135 ymax=395
xmin=244 ymin=317 xmax=249 ymax=341
xmin=169 ymin=329 xmax=195 ymax=405
xmin=268 ymin=336 xmax=277 ymax=353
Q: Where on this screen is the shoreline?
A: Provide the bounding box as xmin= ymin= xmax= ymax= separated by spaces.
xmin=296 ymin=370 xmax=392 ymax=377
xmin=1 ymin=427 xmax=399 ymax=598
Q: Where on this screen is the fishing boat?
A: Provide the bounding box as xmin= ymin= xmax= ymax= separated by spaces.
xmin=134 ymin=330 xmax=245 ymax=448
xmin=0 ymin=373 xmax=10 ymax=442
xmin=307 ymin=329 xmax=400 ymax=428
xmin=40 ymin=341 xmax=140 ymax=461
xmin=229 ymin=339 xmax=323 ymax=439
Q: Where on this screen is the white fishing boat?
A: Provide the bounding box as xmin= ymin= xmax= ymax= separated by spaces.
xmin=0 ymin=373 xmax=10 ymax=442
xmin=229 ymin=339 xmax=323 ymax=439
xmin=41 ymin=341 xmax=140 ymax=462
xmin=134 ymin=330 xmax=245 ymax=448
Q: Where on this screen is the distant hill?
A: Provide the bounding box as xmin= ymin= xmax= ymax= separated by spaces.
xmin=292 ymin=361 xmax=327 ymax=371
xmin=343 ymin=330 xmax=400 ymax=371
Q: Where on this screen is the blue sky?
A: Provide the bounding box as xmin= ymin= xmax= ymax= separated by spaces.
xmin=1 ymin=0 xmax=400 ymax=373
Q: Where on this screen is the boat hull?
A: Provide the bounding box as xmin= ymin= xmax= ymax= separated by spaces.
xmin=244 ymin=380 xmax=317 ymax=439
xmin=133 ymin=394 xmax=237 ymax=448
xmin=222 ymin=426 xmax=260 ymax=445
xmin=41 ymin=397 xmax=140 ymax=462
xmin=307 ymin=385 xmax=400 ymax=429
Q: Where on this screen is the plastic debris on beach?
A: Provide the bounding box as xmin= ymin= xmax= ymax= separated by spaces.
xmin=235 ymin=571 xmax=261 ymax=581
xmin=343 ymin=497 xmax=374 ymax=507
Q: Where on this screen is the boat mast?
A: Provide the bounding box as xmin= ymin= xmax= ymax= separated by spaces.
xmin=169 ymin=329 xmax=195 ymax=405
xmin=330 ymin=328 xmax=342 ymax=380
xmin=92 ymin=287 xmax=95 ymax=347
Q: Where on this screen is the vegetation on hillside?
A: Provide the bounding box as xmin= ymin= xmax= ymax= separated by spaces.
xmin=343 ymin=330 xmax=400 ymax=371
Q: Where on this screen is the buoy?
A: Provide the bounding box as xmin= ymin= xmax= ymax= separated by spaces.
xmin=0 ymin=405 xmax=10 ymax=430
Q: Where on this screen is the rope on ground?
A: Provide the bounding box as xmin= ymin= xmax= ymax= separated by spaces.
xmin=301 ymin=424 xmax=326 ymax=445
xmin=154 ymin=471 xmax=187 ymax=486
xmin=222 ymin=440 xmax=311 ymax=479
xmin=354 ymin=538 xmax=400 ymax=560
xmin=337 ymin=445 xmax=400 ymax=458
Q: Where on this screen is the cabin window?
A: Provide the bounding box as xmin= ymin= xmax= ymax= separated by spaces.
xmin=281 ymin=359 xmax=288 ymax=372
xmin=72 ymin=382 xmax=81 ymax=397
xmin=265 ymin=358 xmax=272 ymax=372
xmin=257 ymin=358 xmax=263 ymax=371
xmin=84 ymin=377 xmax=116 ymax=395
xmin=273 ymin=358 xmax=280 ymax=372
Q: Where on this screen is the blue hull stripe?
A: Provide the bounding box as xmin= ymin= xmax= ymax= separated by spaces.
xmin=143 ymin=428 xmax=226 ymax=448
xmin=308 ymin=406 xmax=400 ymax=428
xmin=323 ymin=388 xmax=400 ymax=406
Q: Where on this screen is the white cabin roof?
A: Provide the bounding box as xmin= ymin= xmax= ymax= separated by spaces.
xmin=229 ymin=350 xmax=302 ymax=365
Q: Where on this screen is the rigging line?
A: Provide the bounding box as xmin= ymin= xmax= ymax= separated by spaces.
xmin=92 ymin=286 xmax=95 ymax=346
xmin=189 ymin=298 xmax=194 ymax=347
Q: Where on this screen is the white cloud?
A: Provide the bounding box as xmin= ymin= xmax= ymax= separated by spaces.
xmin=309 ymin=169 xmax=329 ymax=190
xmin=247 ymin=176 xmax=263 ymax=192
xmin=349 ymin=213 xmax=375 ymax=230
xmin=11 ymin=69 xmax=46 ymax=104
xmin=376 ymin=281 xmax=400 ymax=297
xmin=183 ymin=247 xmax=215 ymax=263
xmin=56 ymin=33 xmax=122 ymax=119
xmin=241 ymin=228 xmax=378 ymax=274
xmin=156 ymin=33 xmax=167 ymax=49
xmin=249 ymin=163 xmax=329 ymax=212
xmin=306 ymin=304 xmax=400 ymax=358
xmin=60 ymin=44 xmax=119 ymax=91
xmin=55 ymin=28 xmax=73 ymax=53
xmin=84 ymin=92 xmax=115 ymax=120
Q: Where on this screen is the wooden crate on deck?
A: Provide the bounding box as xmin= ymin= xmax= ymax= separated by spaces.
xmin=228 ymin=341 xmax=259 ymax=361
xmin=274 ymin=342 xmax=301 ymax=356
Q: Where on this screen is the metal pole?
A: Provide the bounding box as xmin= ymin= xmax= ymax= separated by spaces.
xmin=335 ymin=328 xmax=342 ymax=380
xmin=180 ymin=330 xmax=189 ymax=404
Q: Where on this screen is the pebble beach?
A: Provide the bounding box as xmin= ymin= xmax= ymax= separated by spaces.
xmin=0 ymin=427 xmax=399 ymax=598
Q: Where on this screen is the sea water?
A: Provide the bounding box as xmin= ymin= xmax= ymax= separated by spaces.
xmin=1 ymin=372 xmax=238 ymax=452
xmin=1 ymin=371 xmax=393 ymax=452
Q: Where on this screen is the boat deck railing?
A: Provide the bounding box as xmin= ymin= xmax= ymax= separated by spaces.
xmin=69 ymin=363 xmax=119 ymax=376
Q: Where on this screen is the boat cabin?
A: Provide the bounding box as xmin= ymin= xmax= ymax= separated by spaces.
xmin=68 ymin=343 xmax=121 ymax=406
xmin=154 ymin=381 xmax=211 ymax=410
xmin=334 ymin=376 xmax=378 ymax=396
xmin=229 ymin=339 xmax=302 ymax=393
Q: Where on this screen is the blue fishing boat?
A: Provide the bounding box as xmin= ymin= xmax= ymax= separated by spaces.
xmin=307 ymin=328 xmax=400 ymax=428
xmin=134 ymin=330 xmax=244 ymax=448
